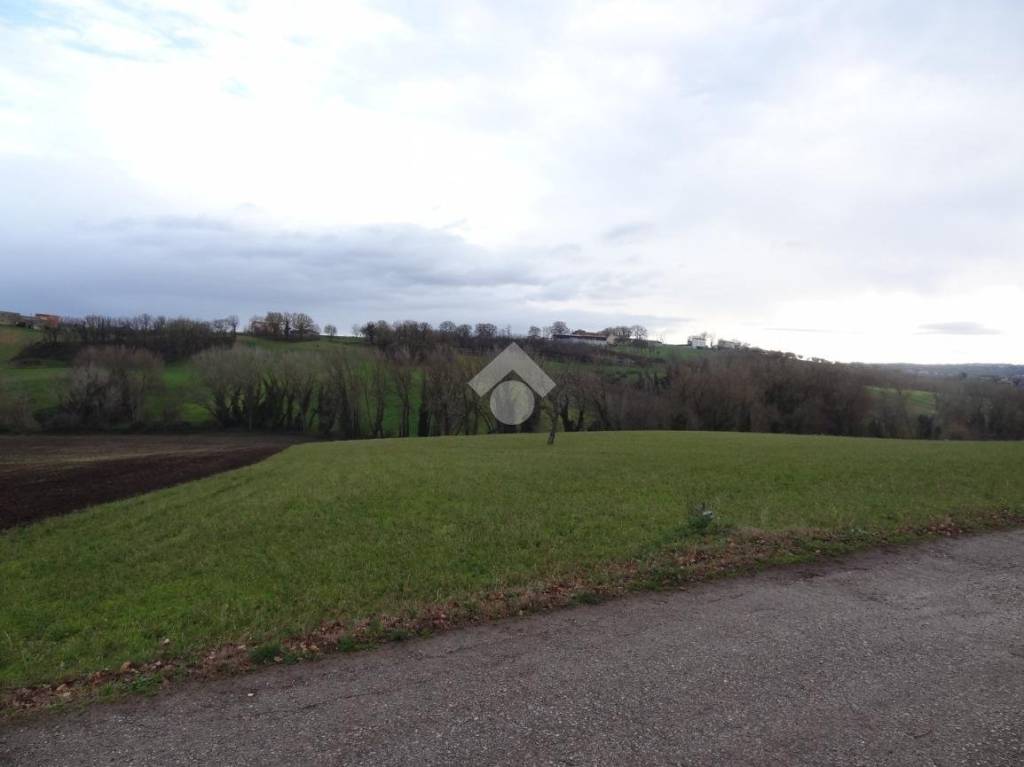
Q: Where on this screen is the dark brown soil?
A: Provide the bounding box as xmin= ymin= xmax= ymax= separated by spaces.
xmin=0 ymin=435 xmax=301 ymax=529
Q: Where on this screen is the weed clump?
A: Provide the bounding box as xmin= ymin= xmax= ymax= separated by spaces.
xmin=248 ymin=642 xmax=283 ymax=665
xmin=688 ymin=503 xmax=716 ymax=535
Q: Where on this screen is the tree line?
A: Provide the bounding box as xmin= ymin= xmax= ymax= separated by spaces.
xmin=17 ymin=314 xmax=236 ymax=363
xmin=4 ymin=312 xmax=1023 ymax=440
xmin=354 ymin=319 xmax=651 ymax=353
xmin=187 ymin=343 xmax=1024 ymax=441
xmin=191 ymin=345 xmax=497 ymax=438
xmin=247 ymin=311 xmax=321 ymax=341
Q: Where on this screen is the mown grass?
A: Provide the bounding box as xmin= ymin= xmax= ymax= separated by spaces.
xmin=2 ymin=430 xmax=1022 ymax=690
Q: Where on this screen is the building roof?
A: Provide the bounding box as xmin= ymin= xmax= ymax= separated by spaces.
xmin=555 ymin=331 xmax=608 ymax=340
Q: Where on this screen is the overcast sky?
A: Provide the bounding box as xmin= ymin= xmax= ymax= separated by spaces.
xmin=2 ymin=1 xmax=1022 ymax=363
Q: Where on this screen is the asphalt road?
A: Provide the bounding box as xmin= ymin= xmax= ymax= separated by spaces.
xmin=3 ymin=530 xmax=1023 ymax=766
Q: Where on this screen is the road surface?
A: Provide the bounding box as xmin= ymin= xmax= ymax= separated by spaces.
xmin=3 ymin=530 xmax=1023 ymax=766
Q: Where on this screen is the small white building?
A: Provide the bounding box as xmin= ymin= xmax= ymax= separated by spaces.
xmin=687 ymin=333 xmax=710 ymax=349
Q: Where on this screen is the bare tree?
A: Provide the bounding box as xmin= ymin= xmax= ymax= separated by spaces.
xmin=363 ymin=352 xmax=389 ymax=438
xmin=545 ymin=389 xmax=563 ymax=444
xmin=324 ymin=323 xmax=338 ymax=340
xmin=264 ymin=312 xmax=285 ymax=337
xmin=292 ymin=312 xmax=319 ymax=340
xmin=390 ymin=348 xmax=415 ymax=438
xmin=318 ymin=347 xmax=364 ymax=438
xmin=63 ymin=346 xmax=165 ymax=427
xmin=194 ymin=346 xmax=267 ymax=429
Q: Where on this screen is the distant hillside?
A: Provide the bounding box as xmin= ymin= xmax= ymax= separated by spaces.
xmin=871 ymin=363 xmax=1024 ymax=379
xmin=3 ymin=325 xmax=1024 ymax=439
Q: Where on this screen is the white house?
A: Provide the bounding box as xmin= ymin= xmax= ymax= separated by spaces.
xmin=687 ymin=333 xmax=710 ymax=349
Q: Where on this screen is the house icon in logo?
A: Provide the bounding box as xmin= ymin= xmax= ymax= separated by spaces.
xmin=468 ymin=343 xmax=556 ymax=425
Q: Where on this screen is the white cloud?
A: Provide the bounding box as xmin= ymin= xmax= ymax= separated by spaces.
xmin=1 ymin=0 xmax=1023 ymax=362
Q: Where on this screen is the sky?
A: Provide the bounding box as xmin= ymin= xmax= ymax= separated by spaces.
xmin=1 ymin=0 xmax=1022 ymax=363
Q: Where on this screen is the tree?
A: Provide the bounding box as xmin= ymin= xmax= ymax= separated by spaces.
xmin=389 ymin=348 xmax=415 ymax=437
xmin=62 ymin=346 xmax=165 ymax=427
xmin=550 ymin=321 xmax=570 ymax=336
xmin=42 ymin=321 xmax=62 ymax=344
xmin=363 ymin=352 xmax=389 ymax=438
xmin=324 ymin=323 xmax=338 ymax=339
xmin=226 ymin=314 xmax=239 ymax=334
xmin=264 ymin=312 xmax=284 ymax=337
xmin=528 ymin=325 xmax=542 ymax=339
xmin=194 ymin=346 xmax=267 ymax=429
xmin=292 ymin=312 xmax=319 ymax=340
xmin=475 ymin=323 xmax=497 ymax=338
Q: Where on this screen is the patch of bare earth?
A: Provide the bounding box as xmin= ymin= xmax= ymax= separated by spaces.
xmin=0 ymin=434 xmax=301 ymax=530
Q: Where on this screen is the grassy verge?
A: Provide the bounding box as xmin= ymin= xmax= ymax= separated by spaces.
xmin=2 ymin=431 xmax=1023 ymax=710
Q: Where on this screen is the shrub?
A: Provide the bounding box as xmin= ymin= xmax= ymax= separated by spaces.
xmin=0 ymin=381 xmax=38 ymax=432
xmin=59 ymin=346 xmax=164 ymax=428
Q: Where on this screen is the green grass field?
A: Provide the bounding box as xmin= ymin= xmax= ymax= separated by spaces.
xmin=2 ymin=430 xmax=1022 ymax=690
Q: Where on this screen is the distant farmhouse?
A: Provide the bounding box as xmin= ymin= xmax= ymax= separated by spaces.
xmin=0 ymin=311 xmax=60 ymax=330
xmin=686 ymin=333 xmax=747 ymax=350
xmin=552 ymin=330 xmax=616 ymax=346
xmin=687 ymin=333 xmax=711 ymax=349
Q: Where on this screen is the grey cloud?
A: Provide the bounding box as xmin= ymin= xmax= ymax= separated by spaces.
xmin=106 ymin=216 xmax=236 ymax=233
xmin=917 ymin=322 xmax=1002 ymax=336
xmin=602 ymin=222 xmax=655 ymax=243
xmin=3 ymin=216 xmax=579 ymax=330
xmin=765 ymin=327 xmax=843 ymax=334
xmin=547 ymin=243 xmax=582 ymax=256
